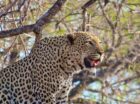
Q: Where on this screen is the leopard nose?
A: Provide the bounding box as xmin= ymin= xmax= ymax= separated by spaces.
xmin=97 ymin=51 xmax=103 ymax=56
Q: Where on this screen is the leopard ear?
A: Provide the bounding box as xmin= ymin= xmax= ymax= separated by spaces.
xmin=67 ymin=33 xmax=75 ymax=45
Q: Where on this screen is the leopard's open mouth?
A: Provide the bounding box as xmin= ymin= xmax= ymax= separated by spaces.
xmin=84 ymin=56 xmax=100 ymax=68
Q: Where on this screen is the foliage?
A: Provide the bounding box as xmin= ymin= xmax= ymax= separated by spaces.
xmin=0 ymin=0 xmax=140 ymax=104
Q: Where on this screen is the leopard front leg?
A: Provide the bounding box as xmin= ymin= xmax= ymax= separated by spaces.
xmin=55 ymin=85 xmax=71 ymax=104
xmin=54 ymin=78 xmax=72 ymax=104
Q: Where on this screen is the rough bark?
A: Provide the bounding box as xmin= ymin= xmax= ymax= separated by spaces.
xmin=0 ymin=0 xmax=67 ymax=39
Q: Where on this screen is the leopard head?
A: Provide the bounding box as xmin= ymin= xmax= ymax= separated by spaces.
xmin=67 ymin=32 xmax=104 ymax=69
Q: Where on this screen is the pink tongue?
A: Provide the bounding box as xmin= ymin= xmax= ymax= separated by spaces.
xmin=91 ymin=60 xmax=99 ymax=66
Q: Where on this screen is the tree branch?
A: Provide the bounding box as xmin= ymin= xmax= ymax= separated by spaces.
xmin=81 ymin=0 xmax=97 ymax=9
xmin=0 ymin=0 xmax=67 ymax=39
xmin=0 ymin=24 xmax=34 ymax=38
xmin=0 ymin=0 xmax=17 ymax=18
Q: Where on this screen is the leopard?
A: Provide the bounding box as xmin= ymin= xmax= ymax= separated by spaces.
xmin=0 ymin=32 xmax=104 ymax=104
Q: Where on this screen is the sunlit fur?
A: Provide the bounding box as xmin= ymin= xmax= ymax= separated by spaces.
xmin=0 ymin=32 xmax=103 ymax=104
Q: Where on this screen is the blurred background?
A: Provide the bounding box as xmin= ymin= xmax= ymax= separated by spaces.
xmin=0 ymin=0 xmax=140 ymax=104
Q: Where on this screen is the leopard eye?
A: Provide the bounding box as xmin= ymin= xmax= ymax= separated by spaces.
xmin=99 ymin=41 xmax=102 ymax=44
xmin=86 ymin=41 xmax=93 ymax=45
xmin=89 ymin=41 xmax=93 ymax=45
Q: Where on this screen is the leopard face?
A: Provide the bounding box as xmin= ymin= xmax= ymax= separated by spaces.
xmin=66 ymin=32 xmax=104 ymax=70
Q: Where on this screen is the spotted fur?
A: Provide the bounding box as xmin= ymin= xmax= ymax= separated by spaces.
xmin=0 ymin=32 xmax=103 ymax=104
